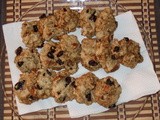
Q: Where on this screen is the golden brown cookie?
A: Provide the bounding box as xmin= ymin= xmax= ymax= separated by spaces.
xmin=40 ymin=35 xmax=81 ymax=75
xmin=51 ymin=75 xmax=75 ymax=103
xmin=35 ymin=69 xmax=56 ymax=99
xmin=95 ymin=7 xmax=117 ymax=39
xmin=79 ymin=8 xmax=99 ymax=38
xmin=14 ymin=46 xmax=41 ymax=73
xmin=81 ymin=38 xmax=101 ymax=71
xmin=21 ymin=21 xmax=44 ymax=48
xmin=93 ymin=76 xmax=122 ymax=108
xmin=14 ymin=71 xmax=39 ymax=104
xmin=96 ymin=36 xmax=120 ymax=73
xmin=73 ymin=72 xmax=98 ymax=105
xmin=54 ymin=7 xmax=79 ymax=33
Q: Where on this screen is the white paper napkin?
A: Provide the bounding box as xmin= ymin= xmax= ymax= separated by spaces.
xmin=2 ymin=11 xmax=160 ymax=117
xmin=66 ymin=11 xmax=160 ymax=118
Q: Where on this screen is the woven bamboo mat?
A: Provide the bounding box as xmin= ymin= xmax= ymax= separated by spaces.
xmin=2 ymin=0 xmax=160 ymax=120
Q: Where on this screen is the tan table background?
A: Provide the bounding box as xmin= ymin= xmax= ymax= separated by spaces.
xmin=1 ymin=0 xmax=160 ymax=120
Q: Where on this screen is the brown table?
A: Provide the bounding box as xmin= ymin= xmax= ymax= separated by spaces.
xmin=0 ymin=0 xmax=160 ymax=120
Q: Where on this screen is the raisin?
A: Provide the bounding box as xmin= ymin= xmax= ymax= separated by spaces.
xmin=50 ymin=46 xmax=56 ymax=53
xmin=101 ymin=96 xmax=105 ymax=100
xmin=47 ymin=52 xmax=54 ymax=59
xmin=65 ymin=77 xmax=71 ymax=87
xmin=36 ymin=84 xmax=42 ymax=90
xmin=124 ymin=37 xmax=129 ymax=42
xmin=115 ymin=21 xmax=118 ymax=27
xmin=14 ymin=80 xmax=25 ymax=90
xmin=28 ymin=95 xmax=37 ymax=101
xmin=57 ymin=91 xmax=61 ymax=95
xmin=106 ymin=78 xmax=114 ymax=86
xmin=88 ymin=60 xmax=98 ymax=66
xmin=17 ymin=61 xmax=24 ymax=67
xmin=56 ymin=59 xmax=64 ymax=65
xmin=39 ymin=14 xmax=46 ymax=19
xmin=71 ymin=81 xmax=76 ymax=88
xmin=57 ymin=51 xmax=64 ymax=57
xmin=86 ymin=9 xmax=89 ymax=13
xmin=46 ymin=70 xmax=52 ymax=76
xmin=48 ymin=13 xmax=53 ymax=16
xmin=43 ymin=73 xmax=45 ymax=76
xmin=89 ymin=15 xmax=97 ymax=22
xmin=15 ymin=46 xmax=22 ymax=56
xmin=86 ymin=93 xmax=92 ymax=101
xmin=37 ymin=43 xmax=44 ymax=48
xmin=89 ymin=11 xmax=97 ymax=22
xmin=113 ymin=46 xmax=120 ymax=52
xmin=63 ymin=8 xmax=67 ymax=12
xmin=108 ymin=104 xmax=116 ymax=108
xmin=111 ymin=55 xmax=116 ymax=60
xmin=33 ymin=25 xmax=38 ymax=32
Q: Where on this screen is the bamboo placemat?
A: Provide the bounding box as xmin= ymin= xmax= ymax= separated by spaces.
xmin=2 ymin=0 xmax=160 ymax=120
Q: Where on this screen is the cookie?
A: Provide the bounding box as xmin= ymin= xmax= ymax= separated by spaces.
xmin=21 ymin=21 xmax=44 ymax=48
xmin=112 ymin=37 xmax=143 ymax=68
xmin=54 ymin=7 xmax=79 ymax=33
xmin=35 ymin=69 xmax=56 ymax=99
xmin=42 ymin=14 xmax=65 ymax=40
xmin=81 ymin=38 xmax=101 ymax=71
xmin=96 ymin=36 xmax=120 ymax=73
xmin=73 ymin=72 xmax=98 ymax=105
xmin=14 ymin=46 xmax=41 ymax=73
xmin=79 ymin=8 xmax=99 ymax=38
xmin=51 ymin=75 xmax=75 ymax=103
xmin=95 ymin=7 xmax=117 ymax=39
xmin=121 ymin=52 xmax=143 ymax=68
xmin=93 ymin=76 xmax=122 ymax=108
xmin=14 ymin=71 xmax=39 ymax=104
xmin=40 ymin=34 xmax=81 ymax=74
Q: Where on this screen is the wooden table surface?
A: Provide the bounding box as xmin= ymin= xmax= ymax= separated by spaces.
xmin=0 ymin=0 xmax=160 ymax=120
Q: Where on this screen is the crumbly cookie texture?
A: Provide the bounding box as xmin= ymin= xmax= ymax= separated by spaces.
xmin=119 ymin=37 xmax=143 ymax=68
xmin=51 ymin=75 xmax=75 ymax=103
xmin=39 ymin=7 xmax=79 ymax=41
xmin=93 ymin=76 xmax=122 ymax=108
xmin=79 ymin=8 xmax=100 ymax=38
xmin=81 ymin=38 xmax=101 ymax=71
xmin=36 ymin=69 xmax=56 ymax=99
xmin=54 ymin=7 xmax=79 ymax=33
xmin=96 ymin=36 xmax=120 ymax=73
xmin=96 ymin=37 xmax=143 ymax=72
xmin=74 ymin=72 xmax=98 ymax=105
xmin=21 ymin=21 xmax=44 ymax=48
xmin=95 ymin=7 xmax=117 ymax=39
xmin=40 ymin=34 xmax=81 ymax=75
xmin=14 ymin=46 xmax=41 ymax=73
xmin=14 ymin=71 xmax=39 ymax=104
xmin=42 ymin=14 xmax=65 ymax=40
xmin=14 ymin=69 xmax=56 ymax=104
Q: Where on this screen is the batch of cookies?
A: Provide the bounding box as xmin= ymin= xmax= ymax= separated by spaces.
xmin=14 ymin=7 xmax=143 ymax=108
